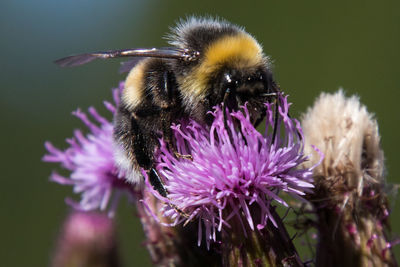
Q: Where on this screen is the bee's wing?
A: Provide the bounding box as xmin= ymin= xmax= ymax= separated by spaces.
xmin=54 ymin=47 xmax=198 ymax=67
xmin=119 ymin=57 xmax=145 ymax=73
xmin=118 ymin=47 xmax=184 ymax=73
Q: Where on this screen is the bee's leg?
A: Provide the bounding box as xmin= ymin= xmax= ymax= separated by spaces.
xmin=150 ymin=167 xmax=190 ymax=218
xmin=254 ymin=92 xmax=280 ymax=145
xmin=252 ymin=92 xmax=278 ymax=128
xmin=260 ymin=92 xmax=278 ymax=97
xmin=114 ymin=105 xmax=170 ymax=197
xmin=148 ymin=168 xmax=168 ymax=197
xmin=174 ymin=152 xmax=193 ymax=160
xmin=161 ymin=114 xmax=193 ymax=160
xmin=164 ymin=128 xmax=191 ymax=160
xmin=265 ymin=76 xmax=282 ymax=145
xmin=151 ymin=168 xmax=190 ymax=218
xmin=271 ymin=94 xmax=280 ymax=145
xmin=222 ymin=87 xmax=231 ymax=128
xmin=222 ymin=88 xmax=237 ymax=144
xmin=160 ymin=70 xmax=192 ymax=161
xmin=224 ymin=87 xmax=248 ymax=143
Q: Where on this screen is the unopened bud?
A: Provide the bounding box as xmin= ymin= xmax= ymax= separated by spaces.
xmin=51 ymin=212 xmax=120 ymax=267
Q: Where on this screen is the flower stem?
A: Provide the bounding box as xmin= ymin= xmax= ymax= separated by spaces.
xmin=312 ymin=184 xmax=397 ymax=267
xmin=136 ymin=189 xmax=220 ymax=267
xmin=222 ymin=206 xmax=303 ymax=267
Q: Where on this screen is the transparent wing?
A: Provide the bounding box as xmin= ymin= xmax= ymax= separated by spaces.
xmin=54 ymin=47 xmax=198 ymax=67
xmin=119 ymin=57 xmax=145 ymax=73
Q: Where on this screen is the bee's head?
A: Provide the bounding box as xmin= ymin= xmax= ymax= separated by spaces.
xmin=207 ymin=66 xmax=277 ymax=125
xmin=221 ymin=67 xmax=275 ymax=103
xmin=170 ymin=17 xmax=278 ymax=125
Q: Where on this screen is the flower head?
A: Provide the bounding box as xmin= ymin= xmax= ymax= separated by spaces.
xmin=145 ymin=95 xmax=316 ymax=247
xmin=51 ymin=212 xmax=120 ymax=267
xmin=300 ymin=90 xmax=396 ymax=265
xmin=43 ymin=82 xmax=133 ymax=216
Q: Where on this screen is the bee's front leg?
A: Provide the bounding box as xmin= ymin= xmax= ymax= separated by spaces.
xmin=161 ymin=111 xmax=193 ymax=161
xmin=160 ymin=70 xmax=193 ymax=161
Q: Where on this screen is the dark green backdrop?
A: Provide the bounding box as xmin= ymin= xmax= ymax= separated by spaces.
xmin=1 ymin=0 xmax=399 ymax=266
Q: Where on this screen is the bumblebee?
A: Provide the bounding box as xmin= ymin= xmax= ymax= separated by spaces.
xmin=55 ymin=17 xmax=279 ymax=197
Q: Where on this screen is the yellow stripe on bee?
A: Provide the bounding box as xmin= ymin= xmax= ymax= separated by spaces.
xmin=204 ymin=33 xmax=262 ymax=69
xmin=179 ymin=33 xmax=263 ymax=97
xmin=123 ymin=60 xmax=147 ymax=109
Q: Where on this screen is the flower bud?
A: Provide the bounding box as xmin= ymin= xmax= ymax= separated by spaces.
xmin=51 ymin=212 xmax=120 ymax=267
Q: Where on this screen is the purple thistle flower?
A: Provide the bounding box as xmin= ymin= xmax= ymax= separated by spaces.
xmin=145 ymin=95 xmax=317 ymax=247
xmin=43 ymin=82 xmax=133 ymax=216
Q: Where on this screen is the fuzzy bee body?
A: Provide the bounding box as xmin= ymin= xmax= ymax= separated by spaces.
xmin=55 ymin=17 xmax=279 ymax=196
xmin=113 ymin=58 xmax=185 ymax=188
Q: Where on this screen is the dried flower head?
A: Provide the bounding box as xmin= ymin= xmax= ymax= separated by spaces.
xmin=145 ymin=95 xmax=316 ymax=247
xmin=301 ymin=89 xmax=384 ymax=185
xmin=43 ymin=83 xmax=133 ymax=216
xmin=301 ymin=90 xmax=396 ymax=266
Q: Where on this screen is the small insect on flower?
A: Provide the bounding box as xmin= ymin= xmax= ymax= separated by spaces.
xmin=54 ymin=17 xmax=280 ymax=198
xmin=43 ymin=84 xmax=134 ymax=217
xmin=143 ymin=95 xmax=317 ymax=247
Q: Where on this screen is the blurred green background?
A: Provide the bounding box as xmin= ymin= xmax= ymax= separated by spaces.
xmin=1 ymin=0 xmax=399 ymax=266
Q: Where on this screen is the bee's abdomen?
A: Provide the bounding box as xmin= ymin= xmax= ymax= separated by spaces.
xmin=113 ymin=58 xmax=183 ymax=184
